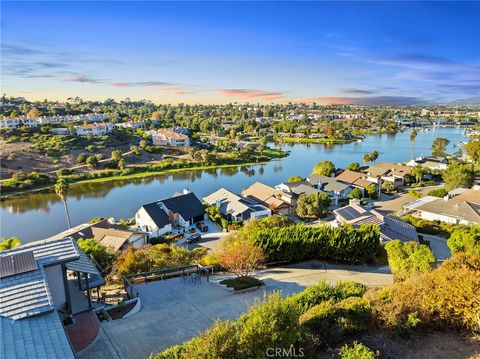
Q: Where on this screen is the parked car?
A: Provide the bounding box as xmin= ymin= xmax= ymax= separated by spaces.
xmin=186 ymin=233 xmax=201 ymax=244
xmin=196 ymin=222 xmax=209 ymax=232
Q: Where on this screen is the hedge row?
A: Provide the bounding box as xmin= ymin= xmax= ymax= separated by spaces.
xmin=251 ymin=224 xmax=381 ymax=264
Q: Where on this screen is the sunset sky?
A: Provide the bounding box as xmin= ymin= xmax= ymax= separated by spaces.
xmin=2 ymin=1 xmax=479 ymax=104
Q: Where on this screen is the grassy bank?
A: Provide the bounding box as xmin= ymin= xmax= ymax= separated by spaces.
xmin=1 ymin=149 xmax=288 ymax=199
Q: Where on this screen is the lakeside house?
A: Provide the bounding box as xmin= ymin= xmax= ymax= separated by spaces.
xmin=147 ymin=128 xmax=190 ymax=147
xmin=403 ymin=188 xmax=480 ymax=225
xmin=135 ymin=189 xmax=206 ymax=236
xmin=0 ymin=237 xmax=105 ymax=358
xmin=242 ymin=181 xmax=294 ymax=215
xmin=333 ymin=203 xmax=418 ymax=243
xmin=306 ymin=174 xmax=354 ymax=204
xmin=203 ymin=188 xmax=271 ymax=222
xmin=46 ymin=219 xmax=148 ymax=251
xmin=372 ymin=162 xmax=414 ymax=186
xmin=406 ymin=156 xmax=449 ymax=170
xmin=334 ymin=170 xmax=376 ymax=193
xmin=75 ymin=122 xmax=114 ymax=136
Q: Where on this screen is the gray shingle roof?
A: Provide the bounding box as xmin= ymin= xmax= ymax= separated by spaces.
xmin=160 ymin=192 xmax=205 ymax=221
xmin=142 ymin=202 xmax=171 ymax=228
xmin=308 ymin=173 xmax=352 ymax=192
xmin=0 ymin=311 xmax=75 ymax=359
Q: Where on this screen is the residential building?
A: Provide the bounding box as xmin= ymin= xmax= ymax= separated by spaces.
xmin=203 ymin=188 xmax=271 ymax=222
xmin=374 ymin=162 xmax=413 ymax=186
xmin=406 ymin=156 xmax=449 ymax=170
xmin=75 ymin=122 xmax=113 ymax=136
xmin=335 ymin=170 xmax=376 ymax=192
xmin=147 ymin=128 xmax=190 ymax=147
xmin=0 ymin=117 xmax=38 ymax=129
xmin=46 ymin=219 xmax=148 ymax=250
xmin=135 ymin=189 xmax=206 ymax=235
xmin=307 ymin=174 xmax=354 ymax=203
xmin=334 ymin=203 xmax=418 ymax=243
xmin=116 ymin=119 xmax=145 ymax=129
xmin=52 ymin=127 xmax=70 ymax=135
xmin=404 ymin=189 xmax=480 ymax=225
xmin=242 ymin=181 xmax=294 ymax=215
xmin=0 ymin=237 xmax=105 ymax=358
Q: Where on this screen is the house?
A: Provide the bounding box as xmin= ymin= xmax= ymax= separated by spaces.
xmin=46 ymin=219 xmax=148 ymax=250
xmin=0 ymin=238 xmax=105 ymax=358
xmin=135 ymin=190 xmax=206 ymax=234
xmin=203 ymin=188 xmax=271 ymax=222
xmin=0 ymin=117 xmax=39 ymax=129
xmin=307 ymin=174 xmax=354 ymax=203
xmin=116 ymin=119 xmax=145 ymax=129
xmin=52 ymin=127 xmax=70 ymax=135
xmin=242 ymin=182 xmax=294 ymax=215
xmin=147 ymin=128 xmax=190 ymax=147
xmin=75 ymin=122 xmax=113 ymax=136
xmin=375 ymin=162 xmax=413 ymax=186
xmin=335 ymin=170 xmax=376 ymax=192
xmin=275 ymin=180 xmax=323 ymax=197
xmin=406 ymin=156 xmax=449 ymax=170
xmin=404 ymin=189 xmax=480 ymax=225
xmin=333 ymin=203 xmax=418 ymax=243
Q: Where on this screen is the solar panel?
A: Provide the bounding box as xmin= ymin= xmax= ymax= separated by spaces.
xmin=0 ymin=251 xmax=37 ymax=279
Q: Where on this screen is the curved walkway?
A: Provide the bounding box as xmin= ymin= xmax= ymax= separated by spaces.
xmin=66 ymin=310 xmax=100 ymax=353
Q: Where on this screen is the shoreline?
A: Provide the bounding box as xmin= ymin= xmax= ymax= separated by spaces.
xmin=0 ymin=159 xmax=280 ymax=200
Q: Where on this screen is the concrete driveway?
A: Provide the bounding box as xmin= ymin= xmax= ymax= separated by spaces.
xmin=81 ymin=261 xmax=392 ymax=359
xmin=422 ymin=234 xmax=452 ymax=262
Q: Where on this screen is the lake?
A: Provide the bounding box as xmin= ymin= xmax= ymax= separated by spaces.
xmin=0 ymin=127 xmax=467 ymax=242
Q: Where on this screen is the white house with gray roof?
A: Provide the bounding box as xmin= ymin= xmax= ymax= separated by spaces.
xmin=0 ymin=237 xmax=105 ymax=358
xmin=307 ymin=173 xmax=354 ymax=204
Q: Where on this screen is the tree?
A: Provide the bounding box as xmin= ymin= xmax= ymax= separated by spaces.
xmin=76 ymin=152 xmax=88 ymax=164
xmin=139 ymin=139 xmax=147 ymax=149
xmin=363 ymin=151 xmax=379 ymax=165
xmin=55 ymin=178 xmax=72 ymax=228
xmin=443 ymin=161 xmax=474 ymax=190
xmin=348 ymin=187 xmax=363 ymax=199
xmin=464 ymin=140 xmax=480 ymax=163
xmin=370 ymin=150 xmax=379 ymax=163
xmin=118 ymin=158 xmax=126 ymax=169
xmin=77 ymin=238 xmax=115 ymax=273
xmin=346 ymin=162 xmax=360 ymax=172
xmin=412 ymin=166 xmax=428 ymax=183
xmin=312 ymin=160 xmax=335 ymax=176
xmin=432 ymin=137 xmax=450 ymax=156
xmin=0 ymin=237 xmax=21 ymax=252
xmin=220 ymin=241 xmax=265 ymax=280
xmin=111 ymin=149 xmax=123 ymax=162
xmin=288 ymin=176 xmax=303 ymax=183
xmin=409 ymin=129 xmax=417 ymax=159
xmin=130 ymin=145 xmax=140 ymax=155
xmin=365 ymin=184 xmax=377 ymax=199
xmin=151 ymin=111 xmax=161 ymax=121
xmin=26 ymin=108 xmax=40 ymax=118
xmin=296 ymin=192 xmax=331 ymax=218
xmin=381 ymin=181 xmax=396 ymax=193
xmin=447 ymin=226 xmax=480 ymax=256
xmin=86 ymin=155 xmax=99 ymax=169
xmin=385 ymin=240 xmax=436 ymax=281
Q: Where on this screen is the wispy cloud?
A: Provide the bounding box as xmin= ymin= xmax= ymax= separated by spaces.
xmin=67 ymin=75 xmax=104 ymax=84
xmin=112 ymin=81 xmax=176 ymax=88
xmin=218 ymin=89 xmax=285 ymax=101
xmin=341 ymin=88 xmax=377 ymax=95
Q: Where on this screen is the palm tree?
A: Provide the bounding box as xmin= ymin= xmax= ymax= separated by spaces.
xmin=55 ymin=178 xmax=72 ymax=228
xmin=0 ymin=237 xmax=21 ymax=252
xmin=409 ymin=129 xmax=417 ymax=159
xmin=363 ymin=153 xmax=372 ymax=164
xmin=371 ymin=150 xmax=379 ymax=164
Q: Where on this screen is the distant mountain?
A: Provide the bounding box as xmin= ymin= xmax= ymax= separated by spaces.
xmin=447 ymin=97 xmax=480 ymax=107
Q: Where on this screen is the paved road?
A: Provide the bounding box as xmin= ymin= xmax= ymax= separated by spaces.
xmin=80 ymin=260 xmax=392 ymax=359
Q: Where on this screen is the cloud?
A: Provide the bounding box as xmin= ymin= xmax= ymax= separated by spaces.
xmin=112 ymin=81 xmax=176 ymax=87
xmin=299 ymin=96 xmax=424 ymax=105
xmin=218 ymin=89 xmax=285 ymax=101
xmin=67 ymin=75 xmax=104 ymax=84
xmin=342 ymin=88 xmax=377 ymax=95
xmin=1 ymin=43 xmax=45 ymax=56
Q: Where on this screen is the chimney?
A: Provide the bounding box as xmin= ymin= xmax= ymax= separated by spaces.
xmin=443 ymin=195 xmax=450 ymax=202
xmin=183 ymin=188 xmax=190 ymax=195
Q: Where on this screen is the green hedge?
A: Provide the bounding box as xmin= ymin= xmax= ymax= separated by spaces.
xmin=251 ymin=224 xmax=380 ymax=264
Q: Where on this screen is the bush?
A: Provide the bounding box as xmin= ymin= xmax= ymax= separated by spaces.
xmin=251 ymin=224 xmax=380 ymax=264
xmin=340 ymin=342 xmax=378 ymax=359
xmin=427 ymin=188 xmax=448 ymax=197
xmin=368 ymin=253 xmax=480 ymax=332
xmin=77 ymin=238 xmax=115 ymax=273
xmin=76 ymin=152 xmax=88 ymax=164
xmin=56 ymin=168 xmax=73 ymax=177
xmin=385 ymin=240 xmax=436 ymax=281
xmin=348 ymin=188 xmax=363 ymax=199
xmin=447 ymin=226 xmax=480 ymax=256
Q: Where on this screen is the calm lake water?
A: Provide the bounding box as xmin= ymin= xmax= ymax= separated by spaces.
xmin=1 ymin=127 xmax=467 ymax=242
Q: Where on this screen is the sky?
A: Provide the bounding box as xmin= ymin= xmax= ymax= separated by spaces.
xmin=1 ymin=1 xmax=479 ymax=105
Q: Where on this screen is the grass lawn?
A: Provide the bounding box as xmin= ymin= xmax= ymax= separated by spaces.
xmin=277 ymin=137 xmax=356 ymax=144
xmin=219 ymin=276 xmax=264 ymax=291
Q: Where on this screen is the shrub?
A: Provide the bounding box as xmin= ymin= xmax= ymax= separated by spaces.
xmin=368 ymin=253 xmax=480 ymax=332
xmin=288 ymin=175 xmax=303 ymax=182
xmin=251 ymin=224 xmax=380 ymax=264
xmin=447 ymin=226 xmax=480 ymax=256
xmin=407 ymin=189 xmax=422 ymax=198
xmin=339 ymin=342 xmax=378 ymax=359
xmin=427 ymin=188 xmax=448 ymax=197
xmin=56 ymin=168 xmax=73 ymax=177
xmin=77 ymin=238 xmax=115 ymax=273
xmin=348 ymin=188 xmax=363 ymax=199
xmin=76 ymin=153 xmax=88 ymax=163
xmin=385 ymin=240 xmax=436 ymax=281
xmin=219 ymin=240 xmax=265 ymax=279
